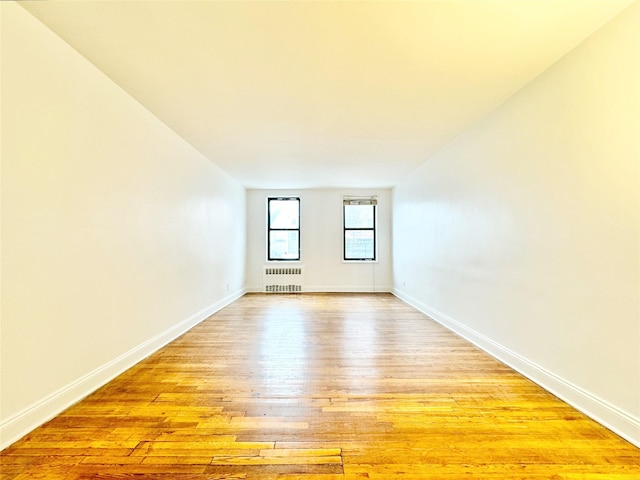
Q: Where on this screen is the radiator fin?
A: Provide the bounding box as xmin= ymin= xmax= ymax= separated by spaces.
xmin=265 ymin=284 xmax=303 ymax=293
xmin=265 ymin=267 xmax=302 ymax=276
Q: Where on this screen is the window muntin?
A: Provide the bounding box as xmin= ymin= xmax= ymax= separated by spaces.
xmin=268 ymin=197 xmax=300 ymax=261
xmin=343 ymin=196 xmax=376 ymax=261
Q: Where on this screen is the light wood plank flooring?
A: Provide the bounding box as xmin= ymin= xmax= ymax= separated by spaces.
xmin=1 ymin=293 xmax=638 ymax=479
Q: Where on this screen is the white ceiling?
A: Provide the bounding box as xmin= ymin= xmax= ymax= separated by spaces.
xmin=21 ymin=0 xmax=634 ymax=189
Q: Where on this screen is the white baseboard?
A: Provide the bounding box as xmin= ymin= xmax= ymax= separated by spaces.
xmin=305 ymin=285 xmax=392 ymax=293
xmin=0 ymin=289 xmax=246 ymax=451
xmin=246 ymin=285 xmax=393 ymax=293
xmin=392 ymin=288 xmax=640 ymax=448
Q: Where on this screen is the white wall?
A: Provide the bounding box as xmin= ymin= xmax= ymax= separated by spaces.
xmin=393 ymin=3 xmax=639 ymax=446
xmin=0 ymin=3 xmax=246 ymax=449
xmin=247 ymin=189 xmax=391 ymax=292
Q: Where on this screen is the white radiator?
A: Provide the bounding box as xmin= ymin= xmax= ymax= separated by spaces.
xmin=263 ymin=266 xmax=305 ymax=293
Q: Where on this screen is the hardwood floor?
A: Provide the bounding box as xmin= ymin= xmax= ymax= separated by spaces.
xmin=1 ymin=293 xmax=638 ymax=479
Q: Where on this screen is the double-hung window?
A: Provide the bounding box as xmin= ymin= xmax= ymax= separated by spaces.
xmin=343 ymin=196 xmax=377 ymax=261
xmin=267 ymin=197 xmax=300 ymax=261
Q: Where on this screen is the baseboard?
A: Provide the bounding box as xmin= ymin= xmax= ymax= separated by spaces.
xmin=305 ymin=285 xmax=392 ymax=293
xmin=392 ymin=288 xmax=640 ymax=448
xmin=0 ymin=288 xmax=246 ymax=451
xmin=246 ymin=286 xmax=393 ymax=293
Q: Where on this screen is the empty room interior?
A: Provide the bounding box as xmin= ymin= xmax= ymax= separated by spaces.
xmin=1 ymin=0 xmax=639 ymax=478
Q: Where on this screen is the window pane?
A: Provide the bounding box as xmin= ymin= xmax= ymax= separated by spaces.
xmin=345 ymin=230 xmax=374 ymax=259
xmin=269 ymin=231 xmax=300 ymax=260
xmin=269 ymin=199 xmax=299 ymax=229
xmin=344 ymin=205 xmax=373 ymax=228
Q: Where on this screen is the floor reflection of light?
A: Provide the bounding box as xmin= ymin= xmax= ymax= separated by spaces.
xmin=340 ymin=301 xmax=380 ymax=393
xmin=259 ymin=306 xmax=308 ymax=395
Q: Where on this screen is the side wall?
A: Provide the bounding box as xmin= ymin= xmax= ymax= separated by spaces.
xmin=392 ymin=3 xmax=639 ymax=445
xmin=0 ymin=3 xmax=247 ymax=449
xmin=247 ymin=189 xmax=392 ymax=293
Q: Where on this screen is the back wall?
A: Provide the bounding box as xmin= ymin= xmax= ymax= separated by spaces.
xmin=246 ymin=189 xmax=391 ymax=293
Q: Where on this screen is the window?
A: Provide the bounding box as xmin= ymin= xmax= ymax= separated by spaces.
xmin=343 ymin=196 xmax=377 ymax=261
xmin=268 ymin=197 xmax=300 ymax=261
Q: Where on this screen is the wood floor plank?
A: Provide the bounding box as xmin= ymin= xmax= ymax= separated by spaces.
xmin=1 ymin=293 xmax=638 ymax=480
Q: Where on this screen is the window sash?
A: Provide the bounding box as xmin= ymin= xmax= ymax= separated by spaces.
xmin=268 ymin=197 xmax=300 ymax=261
xmin=343 ymin=201 xmax=376 ymax=261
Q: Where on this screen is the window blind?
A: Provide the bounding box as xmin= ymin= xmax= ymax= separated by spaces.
xmin=343 ymin=195 xmax=377 ymax=206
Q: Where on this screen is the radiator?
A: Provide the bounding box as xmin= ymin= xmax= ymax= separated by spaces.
xmin=263 ymin=266 xmax=304 ymax=293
